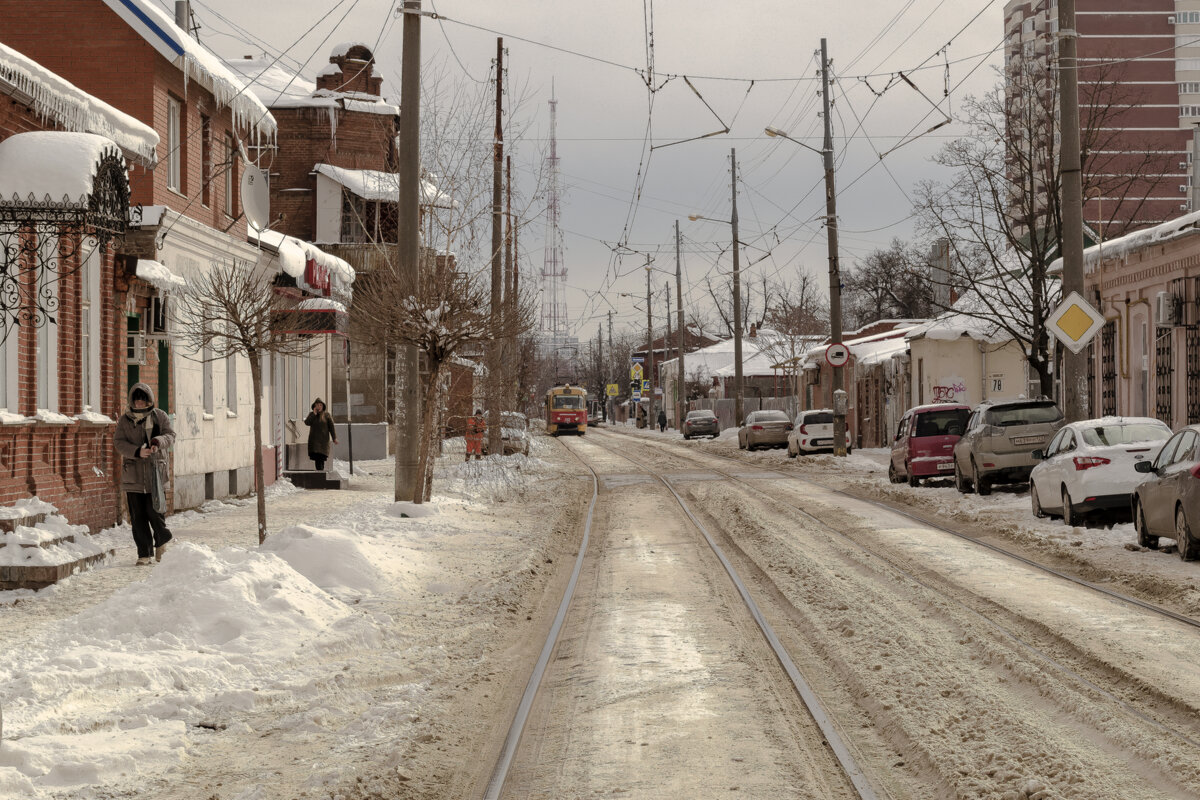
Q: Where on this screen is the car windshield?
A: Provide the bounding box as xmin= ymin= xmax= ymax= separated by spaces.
xmin=1080 ymin=423 xmax=1170 ymax=447
xmin=804 ymin=412 xmax=833 ymax=425
xmin=913 ymin=408 xmax=969 ymax=437
xmin=986 ymin=403 xmax=1062 ymax=426
xmin=552 ymin=395 xmax=584 ymax=410
xmin=755 ymin=411 xmax=790 ymax=423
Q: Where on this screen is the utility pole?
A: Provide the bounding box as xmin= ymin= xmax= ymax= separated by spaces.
xmin=820 ymin=39 xmax=847 ymax=457
xmin=488 ymin=37 xmax=504 ymax=455
xmin=394 ymin=0 xmax=422 ymax=500
xmin=1058 ymin=0 xmax=1087 ymax=422
xmin=504 ymin=153 xmax=513 ymax=413
xmin=664 ymin=280 xmax=672 ymax=427
xmin=607 ymin=310 xmax=615 ymax=425
xmin=675 ymin=219 xmax=685 ymax=431
xmin=730 ymin=148 xmax=744 ymax=426
xmin=645 ymin=258 xmax=655 ymax=428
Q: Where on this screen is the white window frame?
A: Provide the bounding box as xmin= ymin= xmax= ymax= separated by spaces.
xmin=79 ymin=244 xmax=102 ymax=410
xmin=167 ymin=96 xmax=182 ymax=192
xmin=36 ymin=231 xmax=59 ymax=413
xmin=226 ymin=337 xmax=238 ymax=413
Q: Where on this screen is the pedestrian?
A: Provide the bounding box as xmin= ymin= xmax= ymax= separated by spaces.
xmin=465 ymin=409 xmax=486 ymax=461
xmin=657 ymin=407 xmax=667 ymax=432
xmin=113 ymin=383 xmax=175 ymax=566
xmin=304 ymin=398 xmax=338 ymax=471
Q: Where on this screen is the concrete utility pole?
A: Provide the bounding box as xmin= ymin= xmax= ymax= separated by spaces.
xmin=645 ymin=259 xmax=655 ymax=427
xmin=820 ymin=39 xmax=847 ymax=457
xmin=664 ymin=280 xmax=672 ymax=427
xmin=395 ymin=0 xmax=423 ymax=500
xmin=675 ymin=220 xmax=685 ymax=430
xmin=730 ymin=148 xmax=744 ymax=426
xmin=488 ymin=38 xmax=504 ymax=454
xmin=1058 ymin=0 xmax=1087 ymax=422
xmin=607 ymin=310 xmax=615 ymax=424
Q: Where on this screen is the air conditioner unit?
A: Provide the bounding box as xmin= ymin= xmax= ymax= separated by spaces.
xmin=1181 ymin=161 xmax=1189 ymax=171
xmin=1181 ymin=184 xmax=1190 ymax=193
xmin=126 ymin=332 xmax=149 ymax=365
xmin=1184 ymin=204 xmax=1192 ymax=211
xmin=1169 ymin=14 xmax=1177 ymax=24
xmin=1157 ymin=291 xmax=1179 ymax=326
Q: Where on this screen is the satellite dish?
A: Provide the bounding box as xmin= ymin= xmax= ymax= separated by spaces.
xmin=240 ymin=164 xmax=270 ymax=230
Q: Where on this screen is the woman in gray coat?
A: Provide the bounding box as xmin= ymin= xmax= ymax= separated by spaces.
xmin=113 ymin=383 xmax=175 ymax=565
xmin=304 ymin=398 xmax=338 ymax=471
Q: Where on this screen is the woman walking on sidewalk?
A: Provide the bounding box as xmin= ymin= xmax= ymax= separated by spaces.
xmin=114 ymin=383 xmax=175 ymax=565
xmin=305 ymin=398 xmax=338 ymax=471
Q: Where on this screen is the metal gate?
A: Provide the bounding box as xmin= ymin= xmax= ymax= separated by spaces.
xmin=1188 ymin=327 xmax=1200 ymax=424
xmin=1101 ymin=320 xmax=1117 ymax=416
xmin=1155 ymin=329 xmax=1173 ymax=425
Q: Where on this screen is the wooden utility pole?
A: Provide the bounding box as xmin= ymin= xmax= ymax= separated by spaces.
xmin=664 ymin=281 xmax=671 ymax=428
xmin=1058 ymin=0 xmax=1087 ymax=422
xmin=488 ymin=38 xmax=504 ymax=454
xmin=820 ymin=39 xmax=847 ymax=457
xmin=504 ymin=153 xmax=513 ymax=412
xmin=395 ymin=0 xmax=422 ymax=500
xmin=645 ymin=259 xmax=655 ymax=427
xmin=675 ymin=219 xmax=685 ymax=430
xmin=607 ymin=310 xmax=615 ymax=424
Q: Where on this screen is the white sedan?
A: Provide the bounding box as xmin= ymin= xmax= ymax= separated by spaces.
xmin=1029 ymin=416 xmax=1172 ymax=525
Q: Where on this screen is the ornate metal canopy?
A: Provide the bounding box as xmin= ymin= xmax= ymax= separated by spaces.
xmin=0 ymin=149 xmax=130 ymax=340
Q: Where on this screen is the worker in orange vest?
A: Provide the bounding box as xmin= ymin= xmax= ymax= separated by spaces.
xmin=465 ymin=409 xmax=487 ymax=461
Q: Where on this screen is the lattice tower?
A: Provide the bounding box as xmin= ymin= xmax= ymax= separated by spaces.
xmin=540 ymin=88 xmax=568 ymax=341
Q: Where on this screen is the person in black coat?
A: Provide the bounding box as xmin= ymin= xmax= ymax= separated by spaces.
xmin=657 ymin=407 xmax=668 ymax=432
xmin=304 ymin=398 xmax=338 ymax=471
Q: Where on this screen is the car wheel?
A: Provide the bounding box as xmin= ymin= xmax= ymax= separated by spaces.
xmin=1176 ymin=506 xmax=1199 ymax=561
xmin=907 ymin=464 xmax=920 ymax=488
xmin=1135 ymin=502 xmax=1158 ymax=550
xmin=1062 ymin=487 xmax=1081 ymax=527
xmin=954 ymin=461 xmax=970 ymax=494
xmin=1031 ymin=483 xmax=1046 ymax=518
xmin=787 ymin=445 xmax=797 ymax=459
xmin=972 ymin=461 xmax=991 ymax=496
xmin=887 ymin=462 xmax=900 ymax=484
xmin=683 ymin=434 xmax=690 ymax=440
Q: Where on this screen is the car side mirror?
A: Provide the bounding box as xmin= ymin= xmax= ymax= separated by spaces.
xmin=1134 ymin=460 xmax=1154 ymax=473
xmin=1032 ymin=449 xmax=1043 ymax=460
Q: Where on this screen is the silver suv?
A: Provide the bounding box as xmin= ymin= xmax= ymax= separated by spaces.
xmin=953 ymin=399 xmax=1063 ymax=495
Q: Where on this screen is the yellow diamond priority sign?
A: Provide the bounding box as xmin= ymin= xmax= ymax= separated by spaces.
xmin=1047 ymin=291 xmax=1105 ymax=354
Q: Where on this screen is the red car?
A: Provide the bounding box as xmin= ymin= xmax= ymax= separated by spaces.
xmin=889 ymin=403 xmax=971 ymax=487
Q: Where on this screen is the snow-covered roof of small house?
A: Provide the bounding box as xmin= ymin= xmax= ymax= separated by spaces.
xmin=797 ymin=325 xmax=918 ymax=370
xmin=1048 ymin=209 xmax=1200 ymax=275
xmin=0 ymin=41 xmax=158 ymax=167
xmin=0 ymin=132 xmax=124 ymax=207
xmin=248 ymin=225 xmax=356 ymax=296
xmin=906 ymin=291 xmax=1020 ymax=344
xmin=314 ymin=164 xmax=452 ymax=207
xmin=99 ymin=0 xmax=276 ymax=140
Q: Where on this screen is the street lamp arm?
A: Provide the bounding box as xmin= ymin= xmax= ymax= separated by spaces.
xmin=764 ymin=126 xmax=828 ymax=156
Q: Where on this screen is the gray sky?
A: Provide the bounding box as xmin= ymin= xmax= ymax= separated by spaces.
xmin=186 ymin=0 xmax=1006 ymax=339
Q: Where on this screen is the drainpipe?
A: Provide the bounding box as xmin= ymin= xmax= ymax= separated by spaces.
xmin=979 ymin=341 xmax=987 ymax=403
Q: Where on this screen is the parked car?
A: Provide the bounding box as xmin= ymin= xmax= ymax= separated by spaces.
xmin=1131 ymin=424 xmax=1200 ymax=560
xmin=1030 ymin=417 xmax=1171 ymax=525
xmin=954 ymin=398 xmax=1064 ymax=495
xmin=682 ymin=409 xmax=720 ymax=439
xmin=483 ymin=411 xmax=531 ymax=456
xmin=738 ymin=410 xmax=792 ymax=451
xmin=888 ymin=403 xmax=971 ymax=486
xmin=786 ymin=409 xmax=851 ymax=456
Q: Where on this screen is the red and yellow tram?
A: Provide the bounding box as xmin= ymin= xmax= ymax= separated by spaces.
xmin=545 ymin=384 xmax=588 ymax=436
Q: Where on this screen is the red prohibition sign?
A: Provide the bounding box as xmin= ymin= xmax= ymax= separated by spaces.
xmin=825 ymin=343 xmax=850 ymax=367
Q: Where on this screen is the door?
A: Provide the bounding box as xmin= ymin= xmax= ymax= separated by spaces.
xmin=891 ymin=414 xmax=910 ymax=475
xmin=1033 ymin=429 xmax=1068 ymax=510
xmin=1144 ymin=432 xmax=1185 ymax=533
xmin=1159 ymin=430 xmax=1198 ymax=533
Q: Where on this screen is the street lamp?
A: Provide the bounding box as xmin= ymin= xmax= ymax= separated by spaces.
xmin=765 ymin=117 xmax=848 ymax=454
xmin=689 ymin=147 xmax=745 ymax=426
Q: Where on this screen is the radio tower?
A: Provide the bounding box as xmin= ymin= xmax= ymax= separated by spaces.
xmin=540 ymin=87 xmax=568 ymax=346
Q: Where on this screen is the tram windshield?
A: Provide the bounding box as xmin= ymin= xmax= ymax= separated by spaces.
xmin=552 ymin=395 xmax=585 ymax=410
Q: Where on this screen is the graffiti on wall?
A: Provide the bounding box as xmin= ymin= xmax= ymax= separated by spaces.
xmin=931 ymin=378 xmax=966 ymax=403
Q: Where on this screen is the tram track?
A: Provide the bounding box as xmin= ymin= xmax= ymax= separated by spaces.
xmin=486 ymin=433 xmax=875 ymax=800
xmin=591 ymin=429 xmax=1200 ymax=797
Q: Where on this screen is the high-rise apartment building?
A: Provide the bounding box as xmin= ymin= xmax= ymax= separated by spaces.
xmin=1004 ymin=0 xmax=1197 ymax=235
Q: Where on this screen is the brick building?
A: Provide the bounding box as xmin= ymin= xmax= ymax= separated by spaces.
xmin=1004 ymin=0 xmax=1194 ymax=234
xmin=0 ymin=40 xmax=157 ymax=532
xmin=0 ymin=0 xmax=330 ymax=510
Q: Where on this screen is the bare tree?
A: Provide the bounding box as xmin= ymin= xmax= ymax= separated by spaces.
xmin=915 ymin=59 xmax=1173 ymax=395
xmin=172 ymin=258 xmax=317 ymax=543
xmin=757 ymin=274 xmax=829 ymax=396
xmin=842 ymin=239 xmax=935 ymax=329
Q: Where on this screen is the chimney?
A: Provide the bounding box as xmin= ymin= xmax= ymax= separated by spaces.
xmin=175 ymin=2 xmax=191 ymax=36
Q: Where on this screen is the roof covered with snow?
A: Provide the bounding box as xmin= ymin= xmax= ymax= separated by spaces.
xmin=249 ymin=225 xmax=355 ymax=297
xmin=0 ymin=41 xmax=158 ymax=167
xmin=906 ymin=291 xmax=1021 ymax=344
xmin=0 ymin=132 xmax=125 ymax=207
xmin=1048 ymin=209 xmax=1200 ymax=275
xmin=99 ymin=0 xmax=276 ymax=140
xmin=223 ymin=58 xmax=398 ymax=116
xmin=314 ymin=164 xmax=452 ymax=207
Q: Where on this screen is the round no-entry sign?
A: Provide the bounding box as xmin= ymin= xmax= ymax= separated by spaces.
xmin=825 ymin=343 xmax=850 ymax=367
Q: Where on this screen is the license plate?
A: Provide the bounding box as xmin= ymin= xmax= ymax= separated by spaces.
xmin=1011 ymin=435 xmax=1044 ymax=446
xmin=937 ymin=461 xmax=954 ymax=470
xmin=814 ymin=439 xmax=832 ymax=446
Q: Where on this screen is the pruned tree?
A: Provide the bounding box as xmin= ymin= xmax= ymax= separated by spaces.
xmin=757 ymin=274 xmax=829 ymax=397
xmin=172 ymin=258 xmax=317 ymax=543
xmin=915 ymin=58 xmax=1174 ymax=396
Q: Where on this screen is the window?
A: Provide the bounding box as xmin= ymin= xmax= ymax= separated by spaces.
xmin=226 ymin=346 xmax=237 ymax=413
xmin=201 ymin=115 xmax=212 ymax=207
xmin=1179 ymin=11 xmax=1200 ymax=24
xmin=202 ymin=334 xmax=214 ymax=415
xmin=224 ymin=134 xmax=236 ymax=217
xmin=79 ymin=244 xmax=101 ymax=410
xmin=36 ymin=231 xmax=59 ymax=412
xmin=1080 ymin=423 xmax=1170 ymax=447
xmin=1181 ymin=82 xmax=1200 ymax=95
xmin=1181 ymin=105 xmax=1200 ymax=118
xmin=167 ymin=96 xmax=182 ymax=192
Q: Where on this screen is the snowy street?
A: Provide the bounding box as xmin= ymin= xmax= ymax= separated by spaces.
xmin=3 ymin=426 xmax=1200 ymax=799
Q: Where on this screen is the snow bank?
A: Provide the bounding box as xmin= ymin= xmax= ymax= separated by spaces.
xmin=0 ymin=132 xmax=124 ymax=207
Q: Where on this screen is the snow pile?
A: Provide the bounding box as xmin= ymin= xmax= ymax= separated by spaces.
xmin=0 ymin=132 xmax=124 ymax=207
xmin=439 ymin=453 xmax=554 ymax=503
xmin=0 ymin=518 xmax=107 ymax=569
xmin=0 ymin=41 xmax=158 ymax=166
